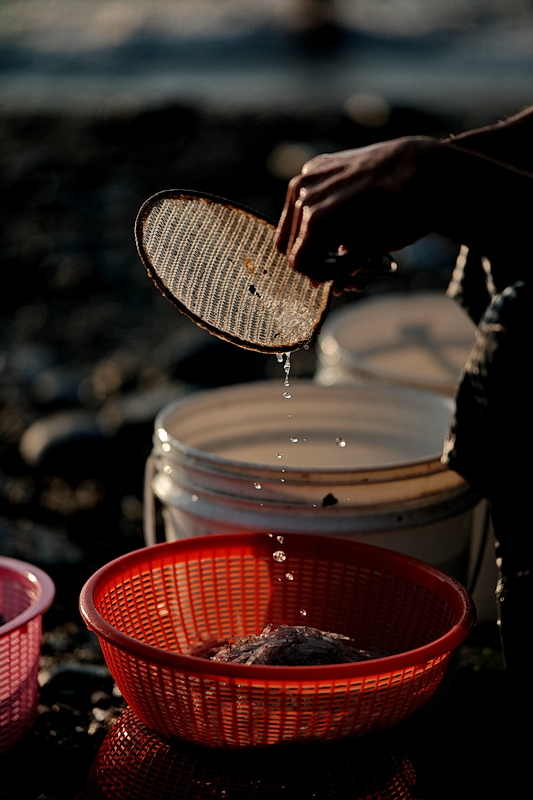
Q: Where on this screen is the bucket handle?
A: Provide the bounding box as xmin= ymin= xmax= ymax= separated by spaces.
xmin=143 ymin=453 xmax=157 ymax=547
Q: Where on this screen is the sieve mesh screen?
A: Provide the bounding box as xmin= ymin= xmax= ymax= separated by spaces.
xmin=135 ymin=190 xmax=332 ymax=352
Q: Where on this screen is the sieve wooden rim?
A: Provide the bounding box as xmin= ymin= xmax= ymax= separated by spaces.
xmin=134 ymin=189 xmax=332 ymax=353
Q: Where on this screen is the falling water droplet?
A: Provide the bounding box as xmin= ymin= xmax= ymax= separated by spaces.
xmin=276 ymin=353 xmax=284 ymax=363
xmin=276 ymin=453 xmax=283 ymax=459
xmin=284 ymin=352 xmax=291 ymax=381
xmin=290 ymin=437 xmax=298 ymax=443
xmin=268 ymin=533 xmax=274 ymax=538
xmin=273 ymin=550 xmax=286 ymax=562
xmin=287 ymin=414 xmax=292 ymax=418
xmin=254 ymin=482 xmax=262 ymax=489
xmin=280 ymin=479 xmax=285 ymax=482
xmin=283 ymin=391 xmax=292 ymax=399
xmin=277 ymin=535 xmax=284 ymax=543
xmin=299 ymin=608 xmax=307 ymax=616
xmin=285 ymin=572 xmax=294 ymax=581
xmin=335 ymin=438 xmax=346 ymax=447
xmin=191 ymin=494 xmax=198 ymax=502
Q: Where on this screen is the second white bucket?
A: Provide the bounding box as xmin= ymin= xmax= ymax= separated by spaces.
xmin=145 ymin=380 xmax=479 ymax=585
xmin=316 ymin=291 xmax=476 ymax=395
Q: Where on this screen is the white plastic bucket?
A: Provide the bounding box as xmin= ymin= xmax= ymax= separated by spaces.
xmin=144 ymin=380 xmax=480 ymax=585
xmin=316 ymin=291 xmax=476 ymax=395
xmin=313 ymin=292 xmax=496 ymax=620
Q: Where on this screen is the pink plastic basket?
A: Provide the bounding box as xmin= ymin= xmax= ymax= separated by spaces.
xmin=0 ymin=556 xmax=55 ymax=754
xmin=80 ymin=533 xmax=475 ymax=748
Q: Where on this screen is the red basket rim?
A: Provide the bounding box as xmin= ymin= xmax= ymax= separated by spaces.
xmin=79 ymin=533 xmax=476 ymax=681
xmin=0 ymin=556 xmax=56 ymax=638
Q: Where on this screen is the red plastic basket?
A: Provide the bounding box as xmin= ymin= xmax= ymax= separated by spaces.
xmin=82 ymin=706 xmax=417 ymax=800
xmin=79 ymin=533 xmax=475 ymax=748
xmin=0 ymin=556 xmax=55 ymax=754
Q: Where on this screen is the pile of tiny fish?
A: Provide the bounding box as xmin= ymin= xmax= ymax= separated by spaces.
xmin=192 ymin=624 xmax=387 ymax=666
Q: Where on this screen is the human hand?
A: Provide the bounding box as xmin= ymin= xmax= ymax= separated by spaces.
xmin=275 ymin=136 xmax=440 ymax=288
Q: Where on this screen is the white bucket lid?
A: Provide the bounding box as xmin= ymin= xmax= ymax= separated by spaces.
xmin=318 ymin=292 xmax=476 ymax=395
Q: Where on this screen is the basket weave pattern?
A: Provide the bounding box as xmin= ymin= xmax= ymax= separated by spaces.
xmin=82 ymin=706 xmax=419 ymax=800
xmin=84 ymin=535 xmax=471 ymax=748
xmin=0 ymin=561 xmax=54 ymax=754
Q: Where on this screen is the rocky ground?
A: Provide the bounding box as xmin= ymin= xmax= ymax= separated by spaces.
xmin=0 ymin=102 xmax=508 ymax=799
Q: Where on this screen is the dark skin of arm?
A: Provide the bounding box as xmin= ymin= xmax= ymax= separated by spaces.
xmin=446 ymin=105 xmax=533 ymax=173
xmin=275 ymin=107 xmax=533 ymax=293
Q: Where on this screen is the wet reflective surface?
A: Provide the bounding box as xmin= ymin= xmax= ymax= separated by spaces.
xmin=78 ymin=645 xmax=525 ymax=800
xmin=81 ymin=707 xmax=417 ymax=800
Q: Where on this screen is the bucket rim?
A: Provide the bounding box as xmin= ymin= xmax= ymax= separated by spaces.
xmin=152 ymin=435 xmax=453 ymax=478
xmin=153 ymin=379 xmax=455 ymax=476
xmin=79 ymin=532 xmax=476 ymax=682
xmin=0 ymin=556 xmax=56 ymax=638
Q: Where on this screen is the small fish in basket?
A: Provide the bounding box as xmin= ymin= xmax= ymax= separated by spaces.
xmin=192 ymin=624 xmax=388 ymax=666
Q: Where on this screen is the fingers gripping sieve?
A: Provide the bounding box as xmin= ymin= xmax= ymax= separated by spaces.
xmin=134 ymin=190 xmax=333 ymax=353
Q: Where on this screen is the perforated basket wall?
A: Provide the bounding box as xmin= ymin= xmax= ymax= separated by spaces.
xmin=82 ymin=706 xmax=418 ymax=800
xmin=80 ymin=533 xmax=474 ymax=749
xmin=135 ymin=191 xmax=332 ymax=353
xmin=0 ymin=558 xmax=55 ymax=754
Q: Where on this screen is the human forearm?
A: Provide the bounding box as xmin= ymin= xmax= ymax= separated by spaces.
xmin=432 ymin=141 xmax=532 ymax=270
xmin=444 ymin=106 xmax=533 ymax=174
xmin=275 ymin=136 xmax=532 ymax=291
